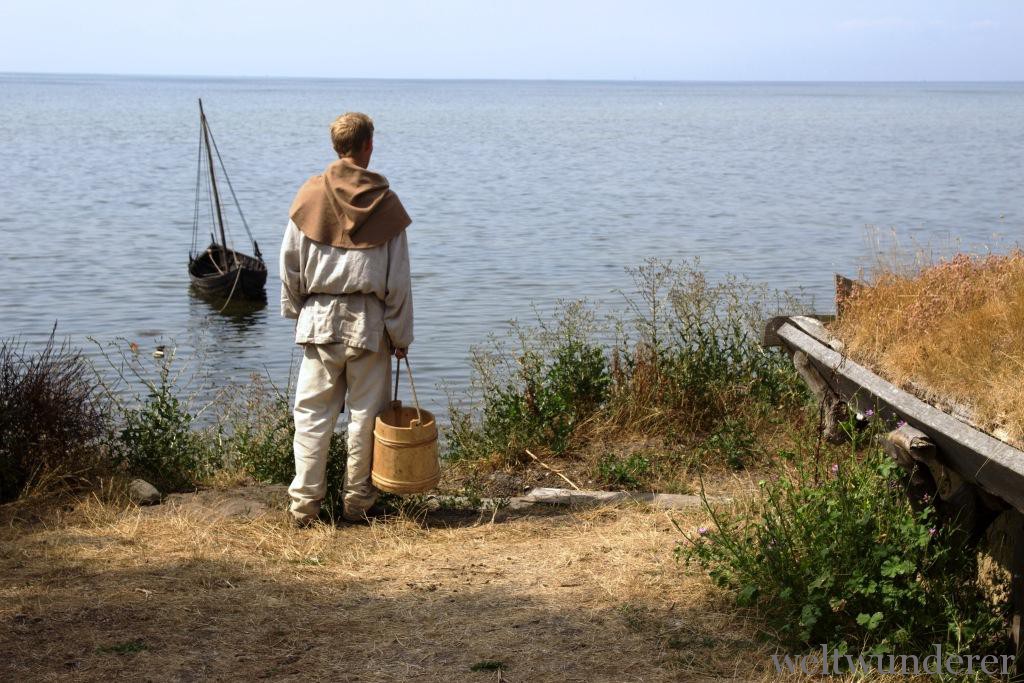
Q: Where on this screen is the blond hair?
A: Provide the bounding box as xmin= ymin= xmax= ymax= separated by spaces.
xmin=329 ymin=112 xmax=374 ymax=157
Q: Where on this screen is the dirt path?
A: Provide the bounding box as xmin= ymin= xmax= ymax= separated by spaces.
xmin=1 ymin=490 xmax=775 ymax=682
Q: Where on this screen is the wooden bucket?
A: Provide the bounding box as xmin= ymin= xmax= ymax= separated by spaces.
xmin=372 ymin=360 xmax=441 ymax=494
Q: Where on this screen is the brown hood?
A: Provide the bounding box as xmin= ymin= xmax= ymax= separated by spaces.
xmin=289 ymin=159 xmax=411 ymax=249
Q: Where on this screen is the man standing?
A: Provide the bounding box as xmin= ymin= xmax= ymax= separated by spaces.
xmin=280 ymin=112 xmax=413 ymax=525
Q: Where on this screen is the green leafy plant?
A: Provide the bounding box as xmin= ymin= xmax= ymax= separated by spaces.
xmin=610 ymin=259 xmax=808 ymax=436
xmin=683 ymin=445 xmax=1006 ymax=659
xmin=480 ymin=338 xmax=609 ymax=456
xmin=445 ymin=261 xmax=809 ymax=482
xmin=446 ymin=301 xmax=610 ymax=462
xmin=118 ymin=361 xmax=216 ymax=492
xmin=597 ymin=453 xmax=651 ymax=488
xmin=696 ymin=417 xmax=757 ymax=470
xmin=220 ymin=376 xmax=297 ymax=485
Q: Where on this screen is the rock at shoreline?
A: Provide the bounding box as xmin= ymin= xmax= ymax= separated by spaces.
xmin=128 ymin=479 xmax=161 ymax=506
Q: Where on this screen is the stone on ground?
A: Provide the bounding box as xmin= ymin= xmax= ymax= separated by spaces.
xmin=128 ymin=479 xmax=161 ymax=505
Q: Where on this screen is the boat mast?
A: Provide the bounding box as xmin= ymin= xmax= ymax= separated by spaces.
xmin=199 ymin=99 xmax=230 ymax=271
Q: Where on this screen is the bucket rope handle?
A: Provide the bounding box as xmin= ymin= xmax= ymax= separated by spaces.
xmin=393 ymin=356 xmax=425 ymax=426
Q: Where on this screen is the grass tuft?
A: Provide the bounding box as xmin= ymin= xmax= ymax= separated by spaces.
xmin=445 ymin=259 xmax=810 ymax=492
xmin=470 ymin=660 xmax=505 ymax=671
xmin=97 ymin=639 xmax=147 ymax=655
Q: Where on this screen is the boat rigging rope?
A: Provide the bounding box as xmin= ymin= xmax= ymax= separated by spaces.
xmin=204 ymin=150 xmax=227 ymax=265
xmin=218 ymin=264 xmax=244 ymax=313
xmin=206 ymin=122 xmax=258 ymax=257
xmin=198 ymin=138 xmax=237 ymax=271
xmin=191 ymin=130 xmax=203 ymax=256
xmin=189 ymin=115 xmax=239 ymax=270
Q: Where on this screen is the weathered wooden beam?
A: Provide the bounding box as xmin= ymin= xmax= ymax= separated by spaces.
xmin=834 ymin=273 xmax=858 ymax=318
xmin=791 ymin=349 xmax=846 ymax=442
xmin=420 ymin=488 xmax=732 ymax=513
xmin=884 ymin=426 xmax=986 ymax=546
xmin=762 ymin=314 xmax=835 ymax=348
xmin=766 ymin=316 xmax=1024 ymax=513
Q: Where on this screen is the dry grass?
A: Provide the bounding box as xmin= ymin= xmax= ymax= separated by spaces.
xmin=0 ymin=486 xmax=953 ymax=682
xmin=833 ymin=250 xmax=1024 ymax=446
xmin=2 ymin=490 xmax=791 ymax=683
xmin=441 ymin=405 xmax=823 ymax=502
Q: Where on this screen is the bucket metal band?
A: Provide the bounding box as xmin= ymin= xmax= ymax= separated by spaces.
xmin=373 ymin=432 xmax=438 ymax=449
xmin=371 ymin=472 xmax=441 ymax=492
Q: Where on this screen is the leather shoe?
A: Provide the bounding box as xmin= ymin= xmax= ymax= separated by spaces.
xmin=342 ymin=504 xmax=386 ymax=525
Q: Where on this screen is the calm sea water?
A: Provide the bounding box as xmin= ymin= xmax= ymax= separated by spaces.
xmin=1 ymin=75 xmax=1022 ymax=414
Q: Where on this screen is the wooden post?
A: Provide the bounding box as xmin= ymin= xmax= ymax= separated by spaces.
xmin=791 ymin=350 xmax=845 ymax=443
xmin=885 ymin=425 xmax=982 ymax=546
xmin=834 ymin=274 xmax=857 ymax=318
xmin=979 ymin=510 xmax=1024 ymax=659
xmin=883 ymin=427 xmax=938 ymax=507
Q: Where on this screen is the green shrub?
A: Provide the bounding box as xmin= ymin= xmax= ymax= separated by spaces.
xmin=0 ymin=334 xmax=111 ymax=502
xmin=445 ymin=261 xmax=809 ymax=480
xmin=480 ymin=338 xmax=609 ymax=455
xmin=696 ymin=417 xmax=757 ymax=471
xmin=597 ymin=453 xmax=651 ymax=488
xmin=118 ymin=361 xmax=217 ymax=492
xmin=446 ymin=261 xmax=807 ymax=475
xmin=447 ymin=301 xmax=610 ymax=461
xmin=683 ymin=435 xmax=1005 ymax=658
xmin=613 ymin=260 xmax=807 ymax=435
xmin=220 ymin=376 xmax=296 ymax=485
xmin=217 ymin=374 xmax=348 ymax=517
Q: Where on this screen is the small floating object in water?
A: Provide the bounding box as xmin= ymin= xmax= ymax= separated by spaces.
xmin=153 ymin=345 xmax=166 ymax=359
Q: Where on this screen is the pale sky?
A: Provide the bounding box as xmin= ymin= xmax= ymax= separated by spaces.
xmin=1 ymin=0 xmax=1021 ymax=81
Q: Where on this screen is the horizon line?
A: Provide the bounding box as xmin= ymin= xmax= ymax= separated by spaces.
xmin=2 ymin=70 xmax=1022 ymax=85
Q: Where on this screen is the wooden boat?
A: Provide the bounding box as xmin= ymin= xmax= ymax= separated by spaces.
xmin=189 ymin=244 xmax=267 ymax=300
xmin=188 ymin=99 xmax=267 ymax=301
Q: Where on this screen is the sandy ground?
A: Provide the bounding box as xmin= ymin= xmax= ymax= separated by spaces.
xmin=0 ymin=488 xmax=824 ymax=682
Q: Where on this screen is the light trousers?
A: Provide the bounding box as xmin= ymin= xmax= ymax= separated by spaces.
xmin=289 ymin=342 xmax=391 ymax=521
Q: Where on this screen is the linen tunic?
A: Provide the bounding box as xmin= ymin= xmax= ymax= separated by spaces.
xmin=279 ymin=219 xmax=413 ymax=352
